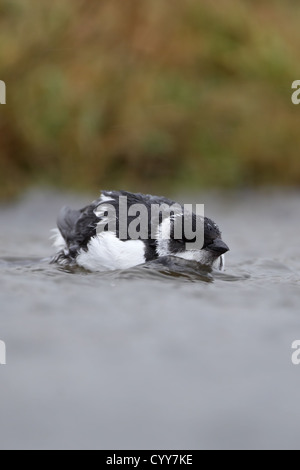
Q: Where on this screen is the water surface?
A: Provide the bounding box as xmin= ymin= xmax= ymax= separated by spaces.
xmin=0 ymin=189 xmax=299 ymax=450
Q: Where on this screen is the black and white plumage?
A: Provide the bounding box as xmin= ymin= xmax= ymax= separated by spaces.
xmin=52 ymin=190 xmax=229 ymax=272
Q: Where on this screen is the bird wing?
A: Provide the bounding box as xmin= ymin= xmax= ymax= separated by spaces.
xmin=57 ymin=202 xmax=99 ymax=255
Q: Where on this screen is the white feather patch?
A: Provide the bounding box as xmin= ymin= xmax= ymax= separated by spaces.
xmin=51 ymin=228 xmax=66 ymax=250
xmin=99 ymin=193 xmax=114 ymax=203
xmin=76 ymin=232 xmax=145 ymax=272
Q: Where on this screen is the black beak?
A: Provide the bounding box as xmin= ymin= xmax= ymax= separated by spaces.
xmin=206 ymin=239 xmax=229 ymax=255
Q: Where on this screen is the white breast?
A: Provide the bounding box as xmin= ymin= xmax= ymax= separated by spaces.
xmin=76 ymin=232 xmax=146 ymax=272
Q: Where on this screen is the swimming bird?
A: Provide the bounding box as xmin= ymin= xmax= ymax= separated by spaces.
xmin=52 ymin=190 xmax=229 ymax=272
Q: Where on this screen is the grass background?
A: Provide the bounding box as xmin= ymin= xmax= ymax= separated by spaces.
xmin=1 ymin=0 xmax=300 ymax=199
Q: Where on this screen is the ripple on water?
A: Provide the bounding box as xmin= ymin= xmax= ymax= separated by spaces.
xmin=0 ymin=256 xmax=250 ymax=285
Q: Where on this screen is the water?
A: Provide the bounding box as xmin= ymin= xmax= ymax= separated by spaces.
xmin=0 ymin=189 xmax=299 ymax=450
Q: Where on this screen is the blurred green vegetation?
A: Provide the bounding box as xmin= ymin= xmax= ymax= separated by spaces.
xmin=1 ymin=0 xmax=300 ymax=199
